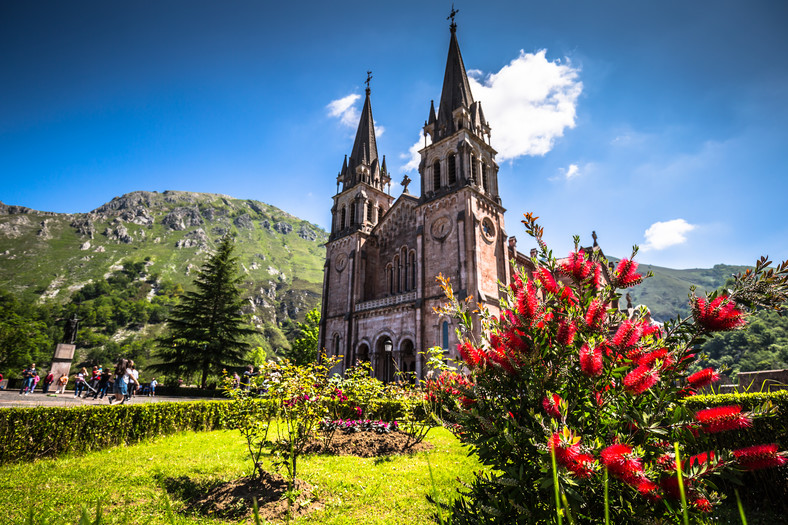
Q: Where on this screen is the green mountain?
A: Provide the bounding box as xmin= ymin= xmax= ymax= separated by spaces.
xmin=622 ymin=262 xmax=751 ymax=323
xmin=0 ymin=191 xmax=327 ymax=358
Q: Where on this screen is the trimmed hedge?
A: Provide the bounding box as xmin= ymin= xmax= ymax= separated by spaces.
xmin=0 ymin=400 xmax=232 ymax=464
xmin=683 ymin=391 xmax=788 ymax=511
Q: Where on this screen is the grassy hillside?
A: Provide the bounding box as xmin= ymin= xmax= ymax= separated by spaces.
xmin=0 ymin=191 xmax=328 ymax=365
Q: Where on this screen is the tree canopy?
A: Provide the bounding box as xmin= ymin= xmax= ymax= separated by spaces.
xmin=285 ymin=308 xmax=320 ymax=365
xmin=154 ymin=235 xmax=257 ymax=387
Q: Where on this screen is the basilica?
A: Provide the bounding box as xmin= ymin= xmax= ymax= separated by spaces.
xmin=318 ymin=19 xmax=515 ymax=380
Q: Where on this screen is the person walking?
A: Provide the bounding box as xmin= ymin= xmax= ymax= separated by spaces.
xmin=42 ymin=370 xmax=55 ymax=394
xmin=29 ymin=371 xmax=40 ymax=394
xmin=55 ymin=373 xmax=68 ymax=394
xmin=18 ymin=363 xmax=37 ymax=395
xmin=148 ymin=377 xmax=158 ymax=397
xmin=74 ymin=367 xmax=88 ymax=397
xmin=93 ymin=368 xmax=111 ymax=399
xmin=110 ymin=358 xmax=138 ymax=405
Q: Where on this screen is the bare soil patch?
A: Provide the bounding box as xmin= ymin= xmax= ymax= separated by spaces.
xmin=304 ymin=430 xmax=434 ymax=457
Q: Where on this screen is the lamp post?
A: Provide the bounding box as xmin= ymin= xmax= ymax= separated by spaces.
xmin=383 ymin=339 xmax=393 ymax=383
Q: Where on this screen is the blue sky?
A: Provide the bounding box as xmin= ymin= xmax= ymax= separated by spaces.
xmin=2 ymin=1 xmax=786 ymax=269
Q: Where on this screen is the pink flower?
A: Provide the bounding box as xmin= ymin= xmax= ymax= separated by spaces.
xmin=692 ymin=295 xmax=746 ymax=332
xmin=623 ymin=365 xmax=659 ymax=395
xmin=687 ymin=368 xmax=720 ymax=389
xmin=615 ymin=258 xmax=643 ymax=288
xmin=542 ymin=393 xmax=562 ymax=419
xmin=579 ymin=344 xmax=603 ymax=377
xmin=733 ymin=444 xmax=788 ymax=470
xmin=695 ymin=405 xmax=751 ymax=434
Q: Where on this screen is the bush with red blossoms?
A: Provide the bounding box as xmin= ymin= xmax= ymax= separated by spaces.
xmin=439 ymin=214 xmax=788 ymax=524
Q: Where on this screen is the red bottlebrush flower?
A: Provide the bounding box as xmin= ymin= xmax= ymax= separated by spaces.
xmin=615 ymin=258 xmax=643 ymax=288
xmin=695 ymin=405 xmax=752 ymax=434
xmin=634 ymin=477 xmax=659 ymax=497
xmin=733 ymin=444 xmax=788 ymax=470
xmin=585 ymin=298 xmax=608 ymax=331
xmin=590 ymin=262 xmax=603 ymax=291
xmin=458 ymin=341 xmax=487 ymax=369
xmin=560 ymin=250 xmax=592 ymax=281
xmin=612 ymin=320 xmax=642 ymax=349
xmin=489 ymin=346 xmax=517 ymax=374
xmin=640 ymin=322 xmax=662 ymax=338
xmin=687 ymin=368 xmax=720 ymax=389
xmin=601 ymin=444 xmax=645 ymax=484
xmin=548 ymin=432 xmax=581 ymax=467
xmin=636 ymin=348 xmax=673 ymax=369
xmin=594 ymin=390 xmax=604 ymax=406
xmin=624 ymin=365 xmax=660 ymax=395
xmin=688 ymin=451 xmax=721 ymax=473
xmin=516 ymin=279 xmax=539 ymax=319
xmin=559 ymin=285 xmax=577 ymax=306
xmin=694 ymin=498 xmax=713 ymax=513
xmin=542 ymin=393 xmax=562 ymax=419
xmin=568 ymin=453 xmax=597 ymax=478
xmin=692 ymin=295 xmax=746 ymax=332
xmin=579 ymin=344 xmax=604 ymax=377
xmin=660 ymin=476 xmax=692 ymax=500
xmin=535 ymin=266 xmax=560 ymax=294
xmin=657 ymin=453 xmax=676 ymax=470
xmin=556 ymin=318 xmax=577 ymax=346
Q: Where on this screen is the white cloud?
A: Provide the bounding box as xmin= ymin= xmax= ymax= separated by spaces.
xmin=563 ymin=163 xmax=580 ymax=180
xmin=326 ymin=94 xmax=361 ymax=127
xmin=469 ymin=49 xmax=582 ymax=161
xmin=400 ymin=130 xmax=431 ymax=172
xmin=399 ymin=49 xmax=581 ymax=172
xmin=641 ymin=219 xmax=696 ymax=251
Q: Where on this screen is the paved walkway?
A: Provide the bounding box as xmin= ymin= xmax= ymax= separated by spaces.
xmin=0 ymin=389 xmax=221 ymax=408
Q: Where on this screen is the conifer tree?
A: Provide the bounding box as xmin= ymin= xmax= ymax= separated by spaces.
xmin=154 ymin=235 xmax=256 ymax=388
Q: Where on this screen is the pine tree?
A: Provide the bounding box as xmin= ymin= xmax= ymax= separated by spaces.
xmin=154 ymin=235 xmax=256 ymax=388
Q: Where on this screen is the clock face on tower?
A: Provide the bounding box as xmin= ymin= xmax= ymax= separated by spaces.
xmin=481 ymin=217 xmax=496 ymax=243
xmin=431 ymin=215 xmax=452 ymax=241
xmin=335 ymin=253 xmax=347 ymax=272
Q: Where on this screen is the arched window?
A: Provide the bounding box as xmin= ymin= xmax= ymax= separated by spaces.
xmin=471 ymin=154 xmax=477 ymax=183
xmin=402 ymin=247 xmax=409 ymax=291
xmin=341 ymin=207 xmax=347 ymax=229
xmin=433 ymin=161 xmax=441 ymax=191
xmin=442 ymin=321 xmax=449 ymax=350
xmin=350 ymin=203 xmax=356 ymax=225
xmin=412 ymin=254 xmax=416 ymax=290
xmin=394 ymin=255 xmax=401 ymax=293
xmin=481 ymin=163 xmax=489 ymax=193
xmin=448 ymin=154 xmax=457 ymax=185
xmin=366 ymin=201 xmax=373 ymax=223
xmin=378 ymin=205 xmax=384 ymax=223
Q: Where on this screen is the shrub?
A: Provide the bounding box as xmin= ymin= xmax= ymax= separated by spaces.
xmin=0 ymin=401 xmax=231 ymax=464
xmin=439 ymin=214 xmax=788 ymax=523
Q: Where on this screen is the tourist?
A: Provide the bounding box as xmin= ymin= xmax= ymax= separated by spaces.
xmin=93 ymin=367 xmax=111 ymax=399
xmin=55 ymin=373 xmax=68 ymax=394
xmin=148 ymin=377 xmax=157 ymax=397
xmin=74 ymin=367 xmax=88 ymax=397
xmin=29 ymin=371 xmax=40 ymax=394
xmin=42 ymin=370 xmax=55 ymax=394
xmin=110 ymin=358 xmax=138 ymax=404
xmin=127 ymin=361 xmax=140 ymax=399
xmin=0 ymin=371 xmax=4 ymax=389
xmin=18 ymin=363 xmax=37 ymax=395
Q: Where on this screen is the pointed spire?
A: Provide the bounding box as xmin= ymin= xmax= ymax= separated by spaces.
xmin=428 ymin=100 xmax=437 ymax=124
xmin=341 ymin=154 xmax=348 ymax=177
xmin=435 ymin=19 xmax=474 ymax=140
xmin=348 ymin=74 xmax=379 ymax=177
xmin=381 ymin=155 xmax=387 ymax=174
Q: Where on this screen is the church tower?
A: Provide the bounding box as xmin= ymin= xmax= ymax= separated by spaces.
xmin=319 ymin=17 xmax=510 ymax=380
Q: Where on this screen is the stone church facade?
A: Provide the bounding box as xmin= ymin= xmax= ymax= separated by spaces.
xmin=318 ymin=21 xmax=513 ymax=380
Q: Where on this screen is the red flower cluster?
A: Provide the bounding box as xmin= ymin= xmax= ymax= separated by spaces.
xmin=425 ymin=371 xmax=475 ymax=408
xmin=733 ymin=444 xmax=788 ymax=470
xmin=623 ymin=365 xmax=660 ymax=395
xmin=687 ymin=368 xmax=720 ymax=389
xmin=692 ymin=295 xmax=746 ymax=332
xmin=556 ymin=318 xmax=577 ymax=346
xmin=579 ymin=343 xmax=603 ymax=377
xmin=615 ymin=258 xmax=643 ymax=288
xmin=542 ymin=393 xmax=562 ymax=419
xmin=585 ymin=298 xmax=608 ymax=331
xmin=612 ymin=320 xmax=642 ymax=350
xmin=549 ymin=432 xmax=597 ymax=478
xmin=601 ymin=444 xmax=658 ymax=496
xmin=695 ymin=405 xmax=752 ymax=434
xmin=516 ymin=278 xmax=539 ymax=319
xmin=634 ymin=347 xmax=673 ymax=369
xmin=559 ymin=250 xmax=594 ymax=281
xmin=535 ymin=266 xmax=560 ymax=294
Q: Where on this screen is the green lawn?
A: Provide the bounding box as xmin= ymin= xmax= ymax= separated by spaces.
xmin=0 ymin=428 xmax=482 ymax=525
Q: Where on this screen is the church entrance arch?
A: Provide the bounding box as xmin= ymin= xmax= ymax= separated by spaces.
xmin=355 ymin=342 xmax=370 ymax=368
xmin=376 ymin=336 xmax=395 ymax=383
xmin=399 ymin=339 xmax=416 ymax=383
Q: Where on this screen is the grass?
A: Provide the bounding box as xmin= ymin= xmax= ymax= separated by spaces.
xmin=0 ymin=427 xmax=482 ymax=525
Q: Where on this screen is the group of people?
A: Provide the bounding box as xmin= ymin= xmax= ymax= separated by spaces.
xmin=12 ymin=360 xmax=158 ymax=402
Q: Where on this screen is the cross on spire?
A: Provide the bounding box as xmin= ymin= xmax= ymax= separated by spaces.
xmin=365 ymin=70 xmax=373 ymax=94
xmin=448 ymin=4 xmax=459 ymax=31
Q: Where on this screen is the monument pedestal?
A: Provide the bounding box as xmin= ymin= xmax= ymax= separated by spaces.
xmin=50 ymin=343 xmax=76 ymax=386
